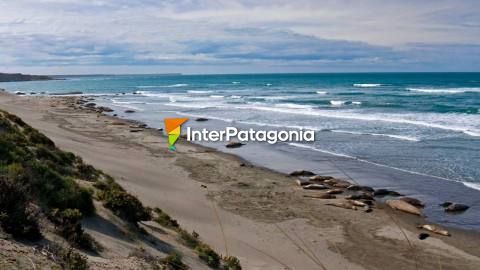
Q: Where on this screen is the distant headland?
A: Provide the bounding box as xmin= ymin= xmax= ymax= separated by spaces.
xmin=0 ymin=72 xmax=55 ymax=82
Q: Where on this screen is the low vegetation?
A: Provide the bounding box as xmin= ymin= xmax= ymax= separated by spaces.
xmin=0 ymin=110 xmax=241 ymax=269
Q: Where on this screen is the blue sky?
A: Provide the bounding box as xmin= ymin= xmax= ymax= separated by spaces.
xmin=0 ymin=0 xmax=479 ymax=74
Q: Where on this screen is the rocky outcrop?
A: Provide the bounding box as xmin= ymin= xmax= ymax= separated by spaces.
xmin=0 ymin=72 xmax=55 ymax=82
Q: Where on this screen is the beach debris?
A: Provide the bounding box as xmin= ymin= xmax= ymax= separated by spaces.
xmin=309 ymin=175 xmax=333 ymax=181
xmin=326 ymin=189 xmax=344 ymax=195
xmin=326 ymin=201 xmax=357 ymax=210
xmin=417 ymin=224 xmax=450 ymax=236
xmin=201 ymin=184 xmax=207 ymax=189
xmin=295 ymin=179 xmax=311 ymax=186
xmin=418 ymin=233 xmax=430 ymax=240
xmin=226 ymin=142 xmax=245 ymax=148
xmin=400 ymin=197 xmax=425 ymax=208
xmin=347 ymin=185 xmax=374 ymax=192
xmin=303 ymin=184 xmax=329 ymax=190
xmin=444 ymin=203 xmax=470 ymax=213
xmin=386 ymin=199 xmax=423 ymax=216
xmin=304 ymin=194 xmax=336 ymax=199
xmin=289 ymin=170 xmax=315 ymax=177
xmin=125 ymin=110 xmax=135 ymax=113
xmin=195 ymin=117 xmax=209 ymax=122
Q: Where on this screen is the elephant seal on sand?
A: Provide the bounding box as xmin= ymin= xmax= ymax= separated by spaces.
xmin=326 ymin=201 xmax=357 ymax=210
xmin=400 ymin=197 xmax=425 ymax=208
xmin=386 ymin=199 xmax=423 ymax=216
xmin=417 ymin=224 xmax=450 ymax=236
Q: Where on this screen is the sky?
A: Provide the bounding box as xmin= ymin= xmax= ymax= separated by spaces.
xmin=0 ymin=0 xmax=479 ymax=74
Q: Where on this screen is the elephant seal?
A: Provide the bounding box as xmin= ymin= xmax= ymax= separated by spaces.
xmin=327 ymin=189 xmax=344 ymax=195
xmin=444 ymin=203 xmax=470 ymax=213
xmin=303 ymin=194 xmax=336 ymax=199
xmin=418 ymin=233 xmax=430 ymax=240
xmin=309 ymin=175 xmax=333 ymax=182
xmin=289 ymin=170 xmax=315 ymax=177
xmin=303 ymin=184 xmax=329 ymax=190
xmin=347 ymin=193 xmax=374 ymax=201
xmin=226 ymin=142 xmax=245 ymax=148
xmin=386 ymin=199 xmax=423 ymax=216
xmin=326 ymin=201 xmax=357 ymax=210
xmin=417 ymin=224 xmax=450 ymax=236
xmin=400 ymin=197 xmax=425 ymax=208
xmin=347 ymin=185 xmax=374 ymax=192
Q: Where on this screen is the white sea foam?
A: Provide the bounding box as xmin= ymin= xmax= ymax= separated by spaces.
xmin=407 ymin=87 xmax=480 ymax=94
xmin=230 ymin=95 xmax=242 ymax=99
xmin=266 ymin=83 xmax=272 ymax=86
xmin=235 ymin=105 xmax=480 ymax=137
xmin=353 ymin=83 xmax=382 ymax=87
xmin=330 ymin=100 xmax=347 ymax=106
xmin=287 ymin=143 xmax=465 ymax=184
xmin=330 ymin=130 xmax=419 ymax=142
xmin=188 ymin=90 xmax=213 ymax=94
xmin=352 ymin=101 xmax=362 ymax=105
xmin=316 ymin=91 xmax=328 ymax=95
xmin=210 ymin=95 xmax=224 ymax=98
xmin=176 ymin=112 xmax=234 ymax=123
xmin=136 ymin=84 xmax=188 ymax=88
xmin=463 ymin=182 xmax=480 ymax=191
xmin=232 ymin=81 xmax=240 ymax=84
xmin=274 ymin=103 xmax=314 ymax=109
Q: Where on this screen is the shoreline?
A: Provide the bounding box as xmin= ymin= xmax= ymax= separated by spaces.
xmin=1 ymin=91 xmax=480 ymax=269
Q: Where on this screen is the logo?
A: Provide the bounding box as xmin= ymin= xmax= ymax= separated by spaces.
xmin=164 ymin=118 xmax=189 ymax=151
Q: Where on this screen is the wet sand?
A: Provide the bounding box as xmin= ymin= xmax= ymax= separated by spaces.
xmin=1 ymin=91 xmax=480 ymax=270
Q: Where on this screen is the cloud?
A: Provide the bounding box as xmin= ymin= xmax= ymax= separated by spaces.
xmin=0 ymin=0 xmax=479 ymax=73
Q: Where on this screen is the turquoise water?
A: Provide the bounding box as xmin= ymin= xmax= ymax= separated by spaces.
xmin=1 ymin=73 xmax=480 ymax=189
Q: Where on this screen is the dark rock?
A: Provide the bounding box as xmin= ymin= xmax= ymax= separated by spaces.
xmin=15 ymin=91 xmax=26 ymax=95
xmin=195 ymin=118 xmax=209 ymax=122
xmin=113 ymin=114 xmax=118 ymax=117
xmin=157 ymin=128 xmax=163 ymax=131
xmin=226 ymin=142 xmax=244 ymax=148
xmin=419 ymin=233 xmax=430 ymax=240
xmin=125 ymin=110 xmax=135 ymax=113
xmin=30 ymin=92 xmax=36 ymax=95
xmin=239 ymin=163 xmax=246 ymax=167
xmin=445 ymin=203 xmax=470 ymax=213
xmin=400 ymin=197 xmax=425 ymax=208
xmin=201 ymin=185 xmax=207 ymax=189
xmin=138 ymin=124 xmax=148 ymax=128
xmin=289 ymin=170 xmax=315 ymax=177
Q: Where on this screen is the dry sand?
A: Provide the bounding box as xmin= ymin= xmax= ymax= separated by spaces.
xmin=1 ymin=92 xmax=480 ymax=270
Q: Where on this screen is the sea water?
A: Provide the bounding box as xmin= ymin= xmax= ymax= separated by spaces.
xmin=2 ymin=73 xmax=479 ymax=228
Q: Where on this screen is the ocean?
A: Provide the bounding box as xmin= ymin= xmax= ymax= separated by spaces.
xmin=2 ymin=73 xmax=479 ymax=229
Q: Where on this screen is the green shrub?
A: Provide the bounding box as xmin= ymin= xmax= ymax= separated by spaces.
xmin=153 ymin=208 xmax=179 ymax=229
xmin=24 ymin=126 xmax=55 ymax=147
xmin=32 ymin=163 xmax=95 ymax=215
xmin=178 ymin=229 xmax=200 ymax=249
xmin=76 ymin=163 xmax=99 ymax=181
xmin=50 ymin=208 xmax=97 ymax=251
xmin=196 ymin=243 xmax=220 ymax=268
xmin=160 ymin=253 xmax=189 ymax=270
xmin=223 ymin=256 xmax=242 ymax=270
xmin=102 ymin=188 xmax=151 ymax=224
xmin=0 ymin=177 xmax=41 ymax=240
xmin=58 ymin=248 xmax=89 ymax=270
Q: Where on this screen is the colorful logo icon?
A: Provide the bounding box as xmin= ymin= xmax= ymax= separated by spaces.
xmin=164 ymin=118 xmax=189 ymax=151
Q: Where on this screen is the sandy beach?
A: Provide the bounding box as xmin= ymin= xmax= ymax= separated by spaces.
xmin=1 ymin=91 xmax=480 ymax=270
